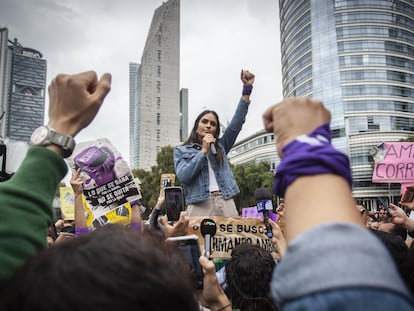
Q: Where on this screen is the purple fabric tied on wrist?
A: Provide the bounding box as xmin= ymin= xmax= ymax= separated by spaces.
xmin=129 ymin=222 xmax=142 ymax=232
xmin=273 ymin=123 xmax=352 ymax=197
xmin=75 ymin=226 xmax=91 ymax=236
xmin=242 ymin=85 xmax=253 ymax=96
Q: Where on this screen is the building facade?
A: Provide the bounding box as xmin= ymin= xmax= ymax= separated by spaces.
xmin=279 ymin=0 xmax=414 ymax=208
xmin=229 ymin=130 xmax=280 ymax=172
xmin=129 ymin=62 xmax=140 ymax=169
xmin=130 ymin=0 xmax=181 ymax=170
xmin=0 ymin=27 xmax=46 ymax=142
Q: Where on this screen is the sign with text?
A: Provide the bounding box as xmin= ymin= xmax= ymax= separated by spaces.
xmin=372 ymin=142 xmax=414 ymax=183
xmin=59 ymin=186 xmax=75 ymax=220
xmin=187 ymin=216 xmax=281 ymax=260
xmin=66 ymin=138 xmax=141 ymax=228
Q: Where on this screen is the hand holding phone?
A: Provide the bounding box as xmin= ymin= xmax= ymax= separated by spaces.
xmin=166 ymin=235 xmax=203 ymax=289
xmin=164 ymin=186 xmax=185 ymax=223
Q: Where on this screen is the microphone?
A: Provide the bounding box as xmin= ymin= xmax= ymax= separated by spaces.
xmin=200 ymin=218 xmax=217 ymax=259
xmin=210 ymin=143 xmax=217 ymax=156
xmin=254 ymin=187 xmax=274 ymax=239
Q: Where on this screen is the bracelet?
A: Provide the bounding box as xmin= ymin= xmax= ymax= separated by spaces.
xmin=75 ymin=226 xmax=91 ymax=236
xmin=273 ymin=123 xmax=352 ymax=197
xmin=242 ymin=85 xmax=253 ymax=96
xmin=215 ymin=303 xmax=232 ymax=311
xmin=129 ymin=222 xmax=142 ymax=232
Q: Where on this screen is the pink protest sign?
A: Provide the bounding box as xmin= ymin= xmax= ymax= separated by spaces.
xmin=372 ymin=142 xmax=414 ymax=183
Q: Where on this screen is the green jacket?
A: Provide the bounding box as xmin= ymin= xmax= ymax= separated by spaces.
xmin=0 ymin=146 xmax=67 ymax=283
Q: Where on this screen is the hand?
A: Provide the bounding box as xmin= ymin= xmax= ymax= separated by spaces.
xmin=262 ymin=97 xmax=331 ymax=157
xmin=199 ymin=255 xmax=231 ymax=310
xmin=54 ymin=219 xmax=65 ymax=230
xmin=202 ymin=134 xmax=216 ymax=154
xmin=48 ymin=71 xmax=111 ymax=137
xmin=269 ymin=219 xmax=287 ymax=258
xmin=159 ymin=211 xmax=189 ymax=238
xmin=390 ymin=203 xmax=414 ymax=231
xmin=70 ymin=168 xmax=84 ymax=196
xmin=240 ymin=70 xmax=255 ymax=86
xmin=400 ymin=199 xmax=414 ymax=211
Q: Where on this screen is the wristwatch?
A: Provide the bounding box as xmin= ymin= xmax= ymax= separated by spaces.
xmin=30 ymin=125 xmax=76 ymax=158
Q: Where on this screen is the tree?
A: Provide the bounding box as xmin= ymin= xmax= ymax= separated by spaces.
xmin=132 ymin=145 xmax=182 ymax=218
xmin=232 ymin=161 xmax=274 ymax=211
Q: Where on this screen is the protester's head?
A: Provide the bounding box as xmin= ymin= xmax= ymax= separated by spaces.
xmin=225 ymin=243 xmax=278 ymax=311
xmin=184 ymin=110 xmax=220 ymax=145
xmin=378 ymin=221 xmax=408 ymax=241
xmin=371 ymin=229 xmax=413 ymax=293
xmin=1 ymin=224 xmax=199 ymax=311
xmin=378 ymin=207 xmax=389 ymax=221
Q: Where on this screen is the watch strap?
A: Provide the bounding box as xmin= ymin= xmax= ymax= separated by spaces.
xmin=49 ymin=129 xmax=76 ymax=158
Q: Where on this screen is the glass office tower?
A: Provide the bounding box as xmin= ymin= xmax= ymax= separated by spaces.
xmin=279 ymin=0 xmax=414 ymax=208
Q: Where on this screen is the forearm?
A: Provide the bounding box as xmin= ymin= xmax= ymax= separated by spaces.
xmin=74 ymin=193 xmax=87 ymax=228
xmin=221 ymin=99 xmax=249 ymax=152
xmin=0 ymin=147 xmax=67 ymax=283
xmin=284 ymin=174 xmax=363 ymax=242
xmin=403 ymin=217 xmax=414 ymax=231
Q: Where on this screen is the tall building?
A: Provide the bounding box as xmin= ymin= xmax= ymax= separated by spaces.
xmin=0 ymin=27 xmax=46 ymax=142
xmin=130 ymin=0 xmax=181 ymax=170
xmin=129 ymin=62 xmax=140 ymax=168
xmin=279 ymin=0 xmax=414 ymax=208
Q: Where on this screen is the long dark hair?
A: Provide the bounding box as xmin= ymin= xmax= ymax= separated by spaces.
xmin=182 ymin=110 xmax=223 ymax=164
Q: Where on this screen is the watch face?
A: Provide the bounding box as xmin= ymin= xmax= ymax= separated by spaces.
xmin=31 ymin=126 xmax=49 ymax=145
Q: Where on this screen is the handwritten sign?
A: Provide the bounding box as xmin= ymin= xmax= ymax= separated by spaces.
xmin=372 ymin=142 xmax=414 ymax=183
xmin=187 ymin=216 xmax=281 ymax=260
xmin=59 ymin=186 xmax=75 ymax=220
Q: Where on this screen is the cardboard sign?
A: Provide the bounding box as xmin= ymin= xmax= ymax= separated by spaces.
xmin=372 ymin=142 xmax=414 ymax=183
xmin=59 ymin=186 xmax=75 ymax=220
xmin=187 ymin=216 xmax=281 ymax=260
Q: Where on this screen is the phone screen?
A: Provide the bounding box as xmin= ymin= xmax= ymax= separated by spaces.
xmin=166 ymin=235 xmax=203 ymax=289
xmin=165 ymin=186 xmax=185 ymax=222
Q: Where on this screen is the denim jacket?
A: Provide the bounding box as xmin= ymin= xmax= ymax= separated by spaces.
xmin=174 ymin=98 xmax=250 ymax=204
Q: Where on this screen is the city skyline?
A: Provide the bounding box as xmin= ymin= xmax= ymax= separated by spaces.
xmin=0 ymin=0 xmax=281 ymax=165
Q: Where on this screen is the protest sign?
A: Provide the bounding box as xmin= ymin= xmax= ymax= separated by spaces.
xmin=59 ymin=186 xmax=75 ymax=220
xmin=372 ymin=142 xmax=414 ymax=183
xmin=66 ymin=138 xmax=141 ymax=228
xmin=187 ymin=216 xmax=281 ymax=260
xmin=161 ymin=173 xmax=175 ymax=188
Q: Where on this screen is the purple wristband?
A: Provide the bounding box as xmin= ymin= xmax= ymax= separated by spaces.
xmin=273 ymin=123 xmax=352 ymax=197
xmin=129 ymin=222 xmax=142 ymax=232
xmin=75 ymin=227 xmax=91 ymax=236
xmin=242 ymin=85 xmax=253 ymax=96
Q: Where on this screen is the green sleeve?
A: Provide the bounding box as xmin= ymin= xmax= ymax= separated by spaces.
xmin=0 ymin=146 xmax=68 ymax=283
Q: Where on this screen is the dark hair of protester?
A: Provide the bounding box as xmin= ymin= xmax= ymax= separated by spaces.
xmin=225 ymin=243 xmax=278 ymax=311
xmin=0 ymin=224 xmax=199 ymax=311
xmin=371 ymin=229 xmax=414 ymax=294
xmin=182 ymin=109 xmax=224 ymax=163
xmin=391 ymin=224 xmax=408 ymax=241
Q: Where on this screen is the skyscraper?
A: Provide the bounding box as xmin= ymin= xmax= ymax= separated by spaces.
xmin=129 ymin=62 xmax=140 ymax=168
xmin=130 ymin=0 xmax=180 ymax=170
xmin=279 ymin=0 xmax=414 ymax=207
xmin=0 ymin=27 xmax=46 ymax=142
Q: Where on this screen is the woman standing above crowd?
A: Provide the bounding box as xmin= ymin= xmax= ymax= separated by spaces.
xmin=174 ymin=70 xmax=255 ymax=217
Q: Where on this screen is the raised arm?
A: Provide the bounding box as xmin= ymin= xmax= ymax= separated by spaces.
xmin=0 ymin=71 xmax=111 ymax=283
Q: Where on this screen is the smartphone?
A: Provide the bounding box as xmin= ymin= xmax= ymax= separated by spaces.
xmin=166 ymin=235 xmax=203 ymax=289
xmin=401 ymin=186 xmax=414 ymax=203
xmin=164 ymin=186 xmax=185 ymax=222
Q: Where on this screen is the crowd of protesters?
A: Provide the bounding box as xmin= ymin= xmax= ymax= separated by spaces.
xmin=0 ymin=70 xmax=413 ymax=311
